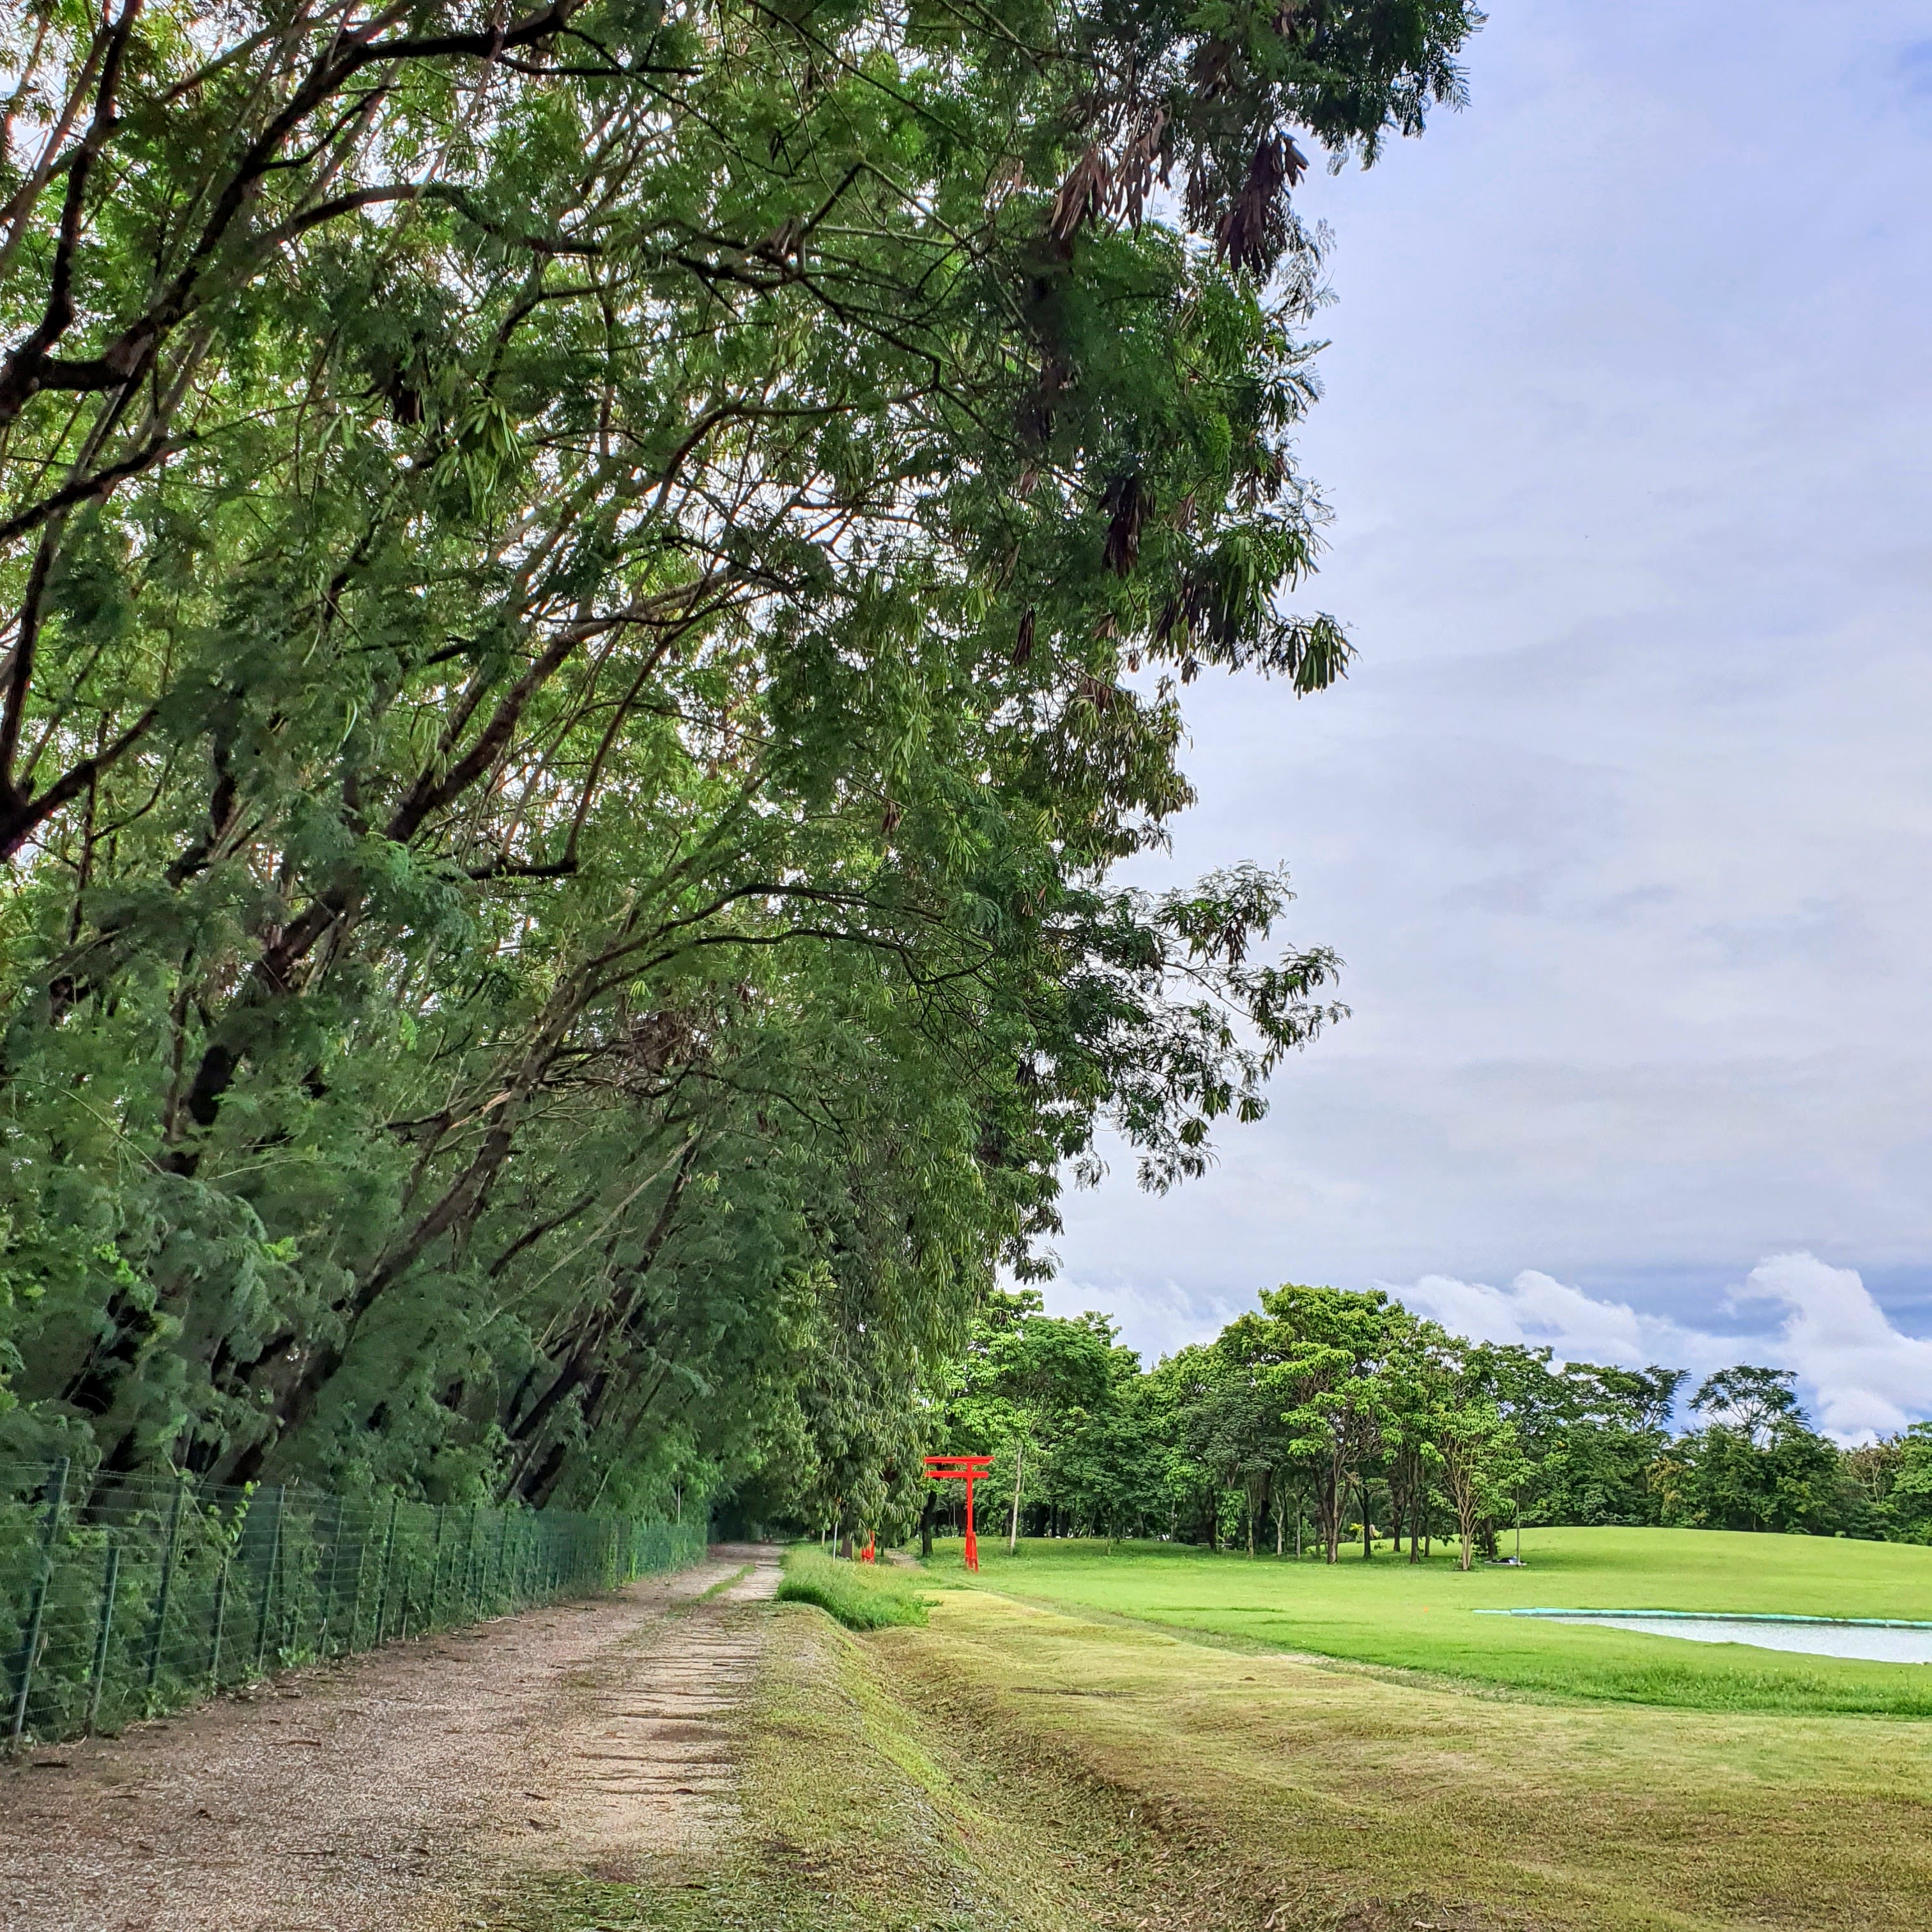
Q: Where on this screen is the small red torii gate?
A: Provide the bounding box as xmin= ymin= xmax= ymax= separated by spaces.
xmin=923 ymin=1453 xmax=993 ymax=1572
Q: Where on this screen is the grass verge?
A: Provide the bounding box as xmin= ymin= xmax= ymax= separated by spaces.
xmin=694 ymin=1562 xmax=755 ymax=1602
xmin=487 ymin=1590 xmax=1406 ymax=1932
xmin=880 ymin=1582 xmax=1932 ymax=1931
xmin=484 ymin=1598 xmax=1148 ymax=1932
xmin=774 ymin=1547 xmax=932 ymax=1629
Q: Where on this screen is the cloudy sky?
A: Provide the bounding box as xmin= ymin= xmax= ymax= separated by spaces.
xmin=1043 ymin=1 xmax=1932 ymax=1439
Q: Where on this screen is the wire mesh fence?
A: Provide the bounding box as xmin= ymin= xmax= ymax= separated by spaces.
xmin=0 ymin=1460 xmax=707 ymax=1751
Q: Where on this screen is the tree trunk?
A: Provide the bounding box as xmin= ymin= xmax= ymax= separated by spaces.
xmin=1453 ymin=1473 xmax=1476 ymax=1570
xmin=919 ymin=1490 xmax=936 ymax=1559
xmin=1008 ymin=1441 xmax=1024 ymax=1554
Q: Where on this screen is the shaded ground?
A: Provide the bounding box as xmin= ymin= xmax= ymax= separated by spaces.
xmin=0 ymin=1545 xmax=775 ymax=1932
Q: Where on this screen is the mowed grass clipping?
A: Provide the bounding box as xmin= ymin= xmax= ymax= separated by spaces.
xmin=924 ymin=1526 xmax=1932 ymax=1714
xmin=497 ymin=1597 xmax=1271 ymax=1932
xmin=878 ymin=1583 xmax=1932 ymax=1932
xmin=776 ymin=1547 xmax=933 ymax=1629
xmin=487 ymin=1599 xmax=1102 ymax=1932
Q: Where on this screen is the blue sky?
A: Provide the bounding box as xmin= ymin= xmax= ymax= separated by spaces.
xmin=1043 ymin=1 xmax=1932 ymax=1436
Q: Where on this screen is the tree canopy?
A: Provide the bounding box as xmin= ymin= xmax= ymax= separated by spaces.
xmin=932 ymin=1288 xmax=1932 ymax=1559
xmin=0 ymin=0 xmax=1481 ymax=1515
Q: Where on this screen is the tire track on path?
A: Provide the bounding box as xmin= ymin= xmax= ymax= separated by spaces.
xmin=1 ymin=1544 xmax=779 ymax=1932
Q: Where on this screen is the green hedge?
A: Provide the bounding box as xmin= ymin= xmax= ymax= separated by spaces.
xmin=0 ymin=1460 xmax=707 ymax=1749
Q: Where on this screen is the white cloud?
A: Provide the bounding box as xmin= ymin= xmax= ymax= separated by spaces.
xmin=1049 ymin=3 xmax=1932 ymax=1349
xmin=1387 ymin=1254 xmax=1932 ymax=1442
xmin=1043 ymin=1274 xmax=1241 ymax=1367
xmin=1393 ymin=1269 xmax=1728 ymax=1377
xmin=1731 ymin=1252 xmax=1932 ymax=1439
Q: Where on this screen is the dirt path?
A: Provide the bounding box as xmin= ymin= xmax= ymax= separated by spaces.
xmin=0 ymin=1544 xmax=779 ymax=1932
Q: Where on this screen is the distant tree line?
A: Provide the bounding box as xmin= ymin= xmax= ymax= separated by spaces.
xmin=916 ymin=1286 xmax=1932 ymax=1563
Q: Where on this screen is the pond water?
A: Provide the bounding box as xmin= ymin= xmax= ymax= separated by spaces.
xmin=1493 ymin=1609 xmax=1932 ymax=1664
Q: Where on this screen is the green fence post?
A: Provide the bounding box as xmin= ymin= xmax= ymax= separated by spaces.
xmin=252 ymin=1486 xmax=284 ymax=1678
xmin=207 ymin=1548 xmax=231 ymax=1690
xmin=85 ymin=1535 xmax=121 ymax=1735
xmin=346 ymin=1503 xmax=372 ymax=1652
xmin=491 ymin=1512 xmax=509 ymax=1609
xmin=374 ymin=1496 xmax=400 ymax=1644
xmin=316 ymin=1499 xmax=344 ymax=1658
xmin=462 ymin=1508 xmax=479 ymax=1619
xmin=426 ymin=1509 xmax=446 ymax=1630
xmin=8 ymin=1457 xmax=70 ymax=1752
xmin=144 ymin=1475 xmax=190 ymax=1708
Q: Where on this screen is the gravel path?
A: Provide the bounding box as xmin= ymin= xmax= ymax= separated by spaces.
xmin=0 ymin=1544 xmax=779 ymax=1932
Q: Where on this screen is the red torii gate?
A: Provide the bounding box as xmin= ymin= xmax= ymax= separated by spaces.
xmin=923 ymin=1453 xmax=993 ymax=1572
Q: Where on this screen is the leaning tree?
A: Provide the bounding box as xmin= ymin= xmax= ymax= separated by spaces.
xmin=0 ymin=0 xmax=1477 ymax=1505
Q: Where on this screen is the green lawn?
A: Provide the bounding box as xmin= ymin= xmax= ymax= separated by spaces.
xmin=923 ymin=1526 xmax=1932 ymax=1714
xmin=487 ymin=1546 xmax=1932 ymax=1931
xmin=884 ymin=1583 xmax=1932 ymax=1931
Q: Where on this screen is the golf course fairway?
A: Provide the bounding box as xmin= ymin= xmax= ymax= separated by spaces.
xmin=927 ymin=1525 xmax=1932 ymax=1714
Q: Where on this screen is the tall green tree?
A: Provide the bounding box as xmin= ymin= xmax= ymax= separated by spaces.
xmin=0 ymin=0 xmax=1480 ymax=1504
xmin=963 ymin=1308 xmax=1114 ymax=1551
xmin=1430 ymin=1393 xmax=1528 ymax=1570
xmin=1533 ymin=1363 xmax=1684 ymax=1528
xmin=1885 ymin=1425 xmax=1932 ymax=1544
xmin=1661 ymin=1368 xmax=1838 ymax=1535
xmin=1259 ymin=1282 xmax=1406 ymax=1562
